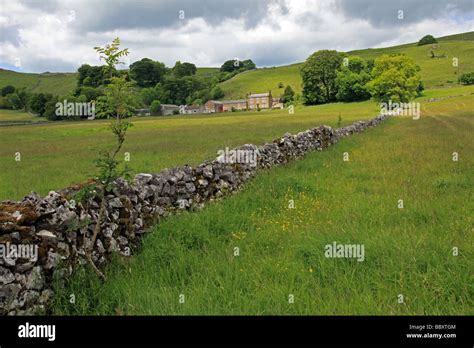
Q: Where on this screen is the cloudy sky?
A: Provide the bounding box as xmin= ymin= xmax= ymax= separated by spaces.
xmin=1 ymin=0 xmax=473 ymax=72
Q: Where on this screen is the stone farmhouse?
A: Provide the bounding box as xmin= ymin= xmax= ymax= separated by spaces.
xmin=137 ymin=91 xmax=283 ymax=117
xmin=205 ymin=91 xmax=283 ymax=114
xmin=248 ymin=92 xmax=272 ymax=110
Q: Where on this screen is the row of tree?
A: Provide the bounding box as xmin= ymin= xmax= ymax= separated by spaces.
xmin=301 ymin=50 xmax=424 ymax=105
xmin=72 ymin=57 xmax=257 ymax=116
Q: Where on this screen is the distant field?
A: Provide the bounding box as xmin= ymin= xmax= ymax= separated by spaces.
xmin=0 ymin=109 xmax=45 ymax=123
xmin=53 ymin=93 xmax=473 ymax=315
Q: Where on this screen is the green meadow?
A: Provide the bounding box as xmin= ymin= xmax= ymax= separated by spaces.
xmin=0 ymin=31 xmax=472 ymax=316
xmin=53 ymin=93 xmax=473 ymax=315
xmin=1 ymin=85 xmax=473 ymax=201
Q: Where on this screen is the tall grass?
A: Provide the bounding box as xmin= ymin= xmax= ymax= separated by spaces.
xmin=53 ymin=102 xmax=473 ymax=315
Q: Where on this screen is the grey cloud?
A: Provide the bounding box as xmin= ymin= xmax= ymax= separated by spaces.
xmin=336 ymin=0 xmax=474 ymax=26
xmin=0 ymin=25 xmax=21 ymax=46
xmin=64 ymin=0 xmax=288 ymax=33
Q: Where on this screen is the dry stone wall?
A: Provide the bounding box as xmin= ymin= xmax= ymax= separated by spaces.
xmin=0 ymin=114 xmax=389 ymax=315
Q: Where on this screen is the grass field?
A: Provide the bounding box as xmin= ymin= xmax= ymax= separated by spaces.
xmin=1 ymin=85 xmax=473 ymax=201
xmin=0 ymin=100 xmax=381 ymax=201
xmin=53 ymin=94 xmax=473 ymax=315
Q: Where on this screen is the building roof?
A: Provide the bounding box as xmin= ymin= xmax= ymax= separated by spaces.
xmin=185 ymin=104 xmax=204 ymax=110
xmin=220 ymin=99 xmax=247 ymax=104
xmin=249 ymin=92 xmax=270 ymax=98
xmin=161 ymin=104 xmax=179 ymax=108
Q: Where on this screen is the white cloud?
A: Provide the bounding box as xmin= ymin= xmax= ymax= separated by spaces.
xmin=0 ymin=0 xmax=472 ymax=72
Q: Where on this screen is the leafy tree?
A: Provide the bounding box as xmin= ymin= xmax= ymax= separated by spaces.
xmin=301 ymin=50 xmax=344 ymax=104
xmin=43 ymin=98 xmax=60 ymax=121
xmin=6 ymin=93 xmax=22 ymax=109
xmin=241 ymin=59 xmax=256 ymax=70
xmin=150 ymin=100 xmax=161 ymax=114
xmin=78 ymin=86 xmax=102 ymax=101
xmin=76 ymin=38 xmax=134 ymax=279
xmin=417 ymin=35 xmax=437 ymax=46
xmin=367 ymin=54 xmax=421 ymax=103
xmin=16 ymin=88 xmax=30 ymax=111
xmin=220 ymin=59 xmax=241 ymax=73
xmin=344 ymin=56 xmax=366 ymax=74
xmin=140 ymin=87 xmax=160 ymax=106
xmin=94 ymin=37 xmax=129 ymax=78
xmin=172 ymin=61 xmax=197 ymax=78
xmin=220 ymin=59 xmax=255 ymax=73
xmin=335 ymin=57 xmax=371 ymax=102
xmin=130 ymin=58 xmax=167 ymax=87
xmin=28 ymin=93 xmax=54 ymax=116
xmin=159 ymin=75 xmax=204 ymax=105
xmin=1 ymin=85 xmax=15 ymax=96
xmin=335 ymin=70 xmax=371 ymax=102
xmin=77 ymin=64 xmax=106 ymax=87
xmin=459 ymin=72 xmax=474 ymax=85
xmin=281 ymin=85 xmax=295 ymax=104
xmin=0 ymin=96 xmax=13 ymax=109
xmin=210 ymin=86 xmax=224 ymax=99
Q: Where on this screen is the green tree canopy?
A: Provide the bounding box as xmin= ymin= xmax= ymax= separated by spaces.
xmin=172 ymin=61 xmax=197 ymax=78
xmin=417 ymin=35 xmax=437 ymax=46
xmin=130 ymin=58 xmax=167 ymax=87
xmin=367 ymin=54 xmax=422 ymax=103
xmin=301 ymin=50 xmax=344 ymax=105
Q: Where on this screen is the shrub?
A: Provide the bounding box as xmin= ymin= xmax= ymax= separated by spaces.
xmin=0 ymin=96 xmax=13 ymax=109
xmin=44 ymin=99 xmax=60 ymax=121
xmin=417 ymin=35 xmax=437 ymax=46
xmin=459 ymin=72 xmax=474 ymax=85
xmin=1 ymin=85 xmax=15 ymax=96
xmin=281 ymin=85 xmax=295 ymax=104
xmin=278 ymin=82 xmax=284 ymax=88
xmin=7 ymin=93 xmax=22 ymax=109
xmin=150 ymin=100 xmax=161 ymax=114
xmin=28 ymin=93 xmax=54 ymax=116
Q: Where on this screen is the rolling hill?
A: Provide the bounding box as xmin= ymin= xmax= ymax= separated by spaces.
xmin=219 ymin=31 xmax=474 ymax=99
xmin=0 ymin=32 xmax=472 ymax=99
xmin=0 ymin=67 xmax=220 ymax=96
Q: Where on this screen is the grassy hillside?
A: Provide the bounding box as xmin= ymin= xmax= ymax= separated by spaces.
xmin=0 ymin=67 xmax=219 ymax=96
xmin=220 ymin=31 xmax=474 ymax=99
xmin=53 ymin=95 xmax=473 ymax=315
xmin=0 ymin=69 xmax=77 ymax=96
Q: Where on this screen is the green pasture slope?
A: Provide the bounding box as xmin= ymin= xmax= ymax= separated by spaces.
xmin=53 ymin=93 xmax=473 ymax=315
xmin=219 ymin=31 xmax=474 ymax=99
xmin=0 ymin=69 xmax=77 ymax=96
xmin=0 ymin=67 xmax=219 ymax=96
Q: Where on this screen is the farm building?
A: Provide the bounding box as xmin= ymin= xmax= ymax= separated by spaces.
xmin=205 ymin=99 xmax=248 ymax=113
xmin=205 ymin=100 xmax=224 ymax=113
xmin=160 ymin=104 xmax=180 ymax=116
xmin=182 ymin=104 xmax=205 ymax=114
xmin=221 ymin=99 xmax=248 ymax=112
xmin=248 ymin=92 xmax=272 ymax=110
